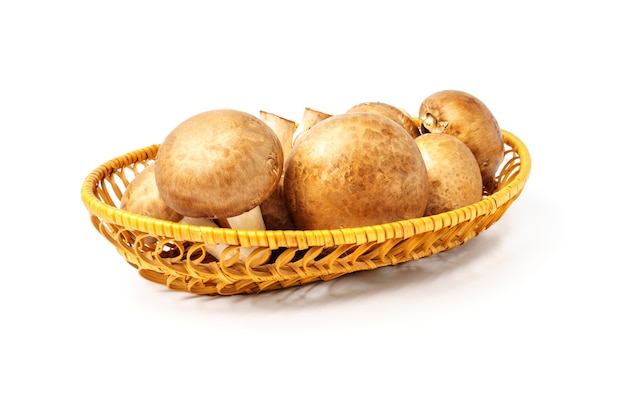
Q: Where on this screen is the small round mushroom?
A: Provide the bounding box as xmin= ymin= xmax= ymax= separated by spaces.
xmin=418 ymin=90 xmax=504 ymax=192
xmin=120 ymin=164 xmax=183 ymax=222
xmin=119 ymin=164 xmax=183 ymax=247
xmin=284 ymin=112 xmax=430 ymax=230
xmin=347 ymin=101 xmax=420 ymax=138
xmin=154 ymin=109 xmax=283 ymax=231
xmin=415 ymin=133 xmax=483 ymax=216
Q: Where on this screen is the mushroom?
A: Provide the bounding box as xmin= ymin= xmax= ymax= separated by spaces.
xmin=119 ymin=164 xmax=183 ymax=248
xmin=154 ymin=109 xmax=283 ymax=260
xmin=284 ymin=112 xmax=430 ymax=230
xmin=292 ymin=107 xmax=333 ymax=146
xmin=120 ymin=164 xmax=183 ymax=222
xmin=418 ymin=90 xmax=504 ymax=193
xmin=346 ymin=101 xmax=420 ymax=138
xmin=259 ymin=110 xmax=297 ymax=230
xmin=415 ymin=133 xmax=483 ymax=216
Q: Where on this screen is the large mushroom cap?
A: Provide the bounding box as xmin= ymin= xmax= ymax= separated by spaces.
xmin=284 ymin=112 xmax=430 ymax=230
xmin=155 ymin=109 xmax=283 ymax=219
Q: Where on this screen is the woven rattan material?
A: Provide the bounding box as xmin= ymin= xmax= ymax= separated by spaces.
xmin=81 ymin=130 xmax=531 ymax=295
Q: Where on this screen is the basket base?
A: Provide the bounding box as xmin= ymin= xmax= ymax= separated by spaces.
xmin=136 ymin=268 xmax=349 ymax=295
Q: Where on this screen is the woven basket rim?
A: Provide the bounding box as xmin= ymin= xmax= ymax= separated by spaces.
xmin=81 ymin=129 xmax=531 ymax=249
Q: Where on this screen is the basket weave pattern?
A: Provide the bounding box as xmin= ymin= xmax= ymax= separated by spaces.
xmin=81 ymin=130 xmax=530 ymax=295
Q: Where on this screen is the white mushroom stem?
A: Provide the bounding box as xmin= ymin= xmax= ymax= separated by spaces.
xmin=220 ymin=206 xmax=267 ymax=262
xmin=292 ymin=107 xmax=332 ymax=146
xmin=260 ymin=110 xmax=296 ymax=164
xmin=259 ymin=111 xmax=297 ymax=230
xmin=221 ymin=206 xmax=266 ymax=230
xmin=180 ymin=216 xmax=257 ymax=262
xmin=179 ymin=217 xmax=227 ymax=260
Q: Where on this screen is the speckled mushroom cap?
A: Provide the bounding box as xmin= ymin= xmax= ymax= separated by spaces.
xmin=154 ymin=109 xmax=283 ymax=219
xmin=120 ymin=164 xmax=183 ymax=222
xmin=418 ymin=90 xmax=504 ymax=185
xmin=347 ymin=101 xmax=420 ymax=138
xmin=415 ymin=133 xmax=483 ymax=216
xmin=284 ymin=112 xmax=430 ymax=230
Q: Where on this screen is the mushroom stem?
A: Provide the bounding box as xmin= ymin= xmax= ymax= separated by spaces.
xmin=259 ymin=110 xmax=297 ymax=230
xmin=179 ymin=216 xmax=257 ymax=262
xmin=216 ymin=206 xmax=267 ymax=262
xmin=292 ymin=107 xmax=332 ymax=146
xmin=179 ymin=217 xmax=228 ymax=260
xmin=221 ymin=206 xmax=266 ymax=230
xmin=260 ymin=110 xmax=296 ymax=163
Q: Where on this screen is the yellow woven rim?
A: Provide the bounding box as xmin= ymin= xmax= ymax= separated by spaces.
xmin=81 ymin=129 xmax=531 ymax=295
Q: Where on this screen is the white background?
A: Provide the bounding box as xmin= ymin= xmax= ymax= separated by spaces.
xmin=2 ymin=1 xmax=624 ymax=416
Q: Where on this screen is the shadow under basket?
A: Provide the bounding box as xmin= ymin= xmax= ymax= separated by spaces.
xmin=81 ymin=130 xmax=531 ymax=295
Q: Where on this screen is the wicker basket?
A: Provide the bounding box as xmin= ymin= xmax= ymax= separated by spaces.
xmin=81 ymin=129 xmax=531 ymax=295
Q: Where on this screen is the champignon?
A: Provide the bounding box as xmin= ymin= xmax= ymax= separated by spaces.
xmin=347 ymin=101 xmax=420 ymax=138
xmin=119 ymin=164 xmax=183 ymax=247
xmin=154 ymin=109 xmax=283 ymax=231
xmin=284 ymin=112 xmax=430 ymax=230
xmin=120 ymin=164 xmax=183 ymax=222
xmin=415 ymin=133 xmax=483 ymax=216
xmin=418 ymin=90 xmax=504 ymax=192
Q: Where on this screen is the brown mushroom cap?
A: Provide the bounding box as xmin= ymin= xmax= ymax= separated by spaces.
xmin=154 ymin=109 xmax=283 ymax=219
xmin=416 ymin=133 xmax=483 ymax=216
xmin=418 ymin=90 xmax=504 ymax=188
xmin=347 ymin=101 xmax=420 ymax=138
xmin=284 ymin=112 xmax=430 ymax=230
xmin=120 ymin=164 xmax=183 ymax=222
